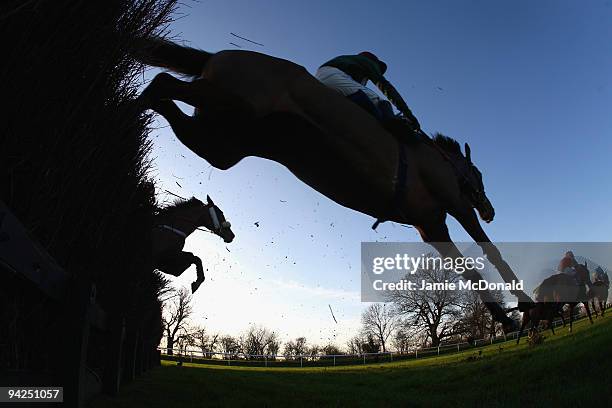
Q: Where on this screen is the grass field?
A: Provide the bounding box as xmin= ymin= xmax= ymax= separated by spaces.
xmin=89 ymin=314 xmax=612 ymax=407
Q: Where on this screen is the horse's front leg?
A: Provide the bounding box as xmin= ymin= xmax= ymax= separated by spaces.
xmin=583 ymin=301 xmax=593 ymax=324
xmin=191 ymin=254 xmax=205 ymax=294
xmin=517 ymin=311 xmax=530 ymax=345
xmin=155 ymin=251 xmax=205 ymax=293
xmin=449 ymin=206 xmax=533 ymax=310
xmin=416 ymin=219 xmax=515 ymax=331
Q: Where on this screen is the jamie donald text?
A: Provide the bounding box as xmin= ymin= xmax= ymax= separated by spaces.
xmin=372 ymin=278 xmax=524 ymax=292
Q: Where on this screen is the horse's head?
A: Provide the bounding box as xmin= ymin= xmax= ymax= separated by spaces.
xmin=200 ymin=195 xmax=235 ymax=243
xmin=461 ymin=143 xmax=495 ymax=223
xmin=432 ymin=134 xmax=495 ymax=222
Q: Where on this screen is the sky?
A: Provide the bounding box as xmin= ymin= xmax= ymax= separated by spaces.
xmin=147 ymin=0 xmax=612 ymax=348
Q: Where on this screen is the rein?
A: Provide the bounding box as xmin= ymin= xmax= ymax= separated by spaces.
xmin=416 ymin=129 xmax=472 ymax=188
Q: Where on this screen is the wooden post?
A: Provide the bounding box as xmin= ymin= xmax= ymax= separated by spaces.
xmin=61 ymin=280 xmax=95 ymax=408
xmin=122 ymin=325 xmax=138 ymax=384
xmin=103 ymin=317 xmax=125 ymax=396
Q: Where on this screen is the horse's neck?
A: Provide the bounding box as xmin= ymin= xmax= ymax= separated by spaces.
xmin=156 ymin=214 xmax=198 ymax=236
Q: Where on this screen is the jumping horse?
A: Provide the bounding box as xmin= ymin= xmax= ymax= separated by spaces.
xmin=153 ymin=195 xmax=234 ymax=293
xmin=135 ymin=37 xmax=533 ymax=329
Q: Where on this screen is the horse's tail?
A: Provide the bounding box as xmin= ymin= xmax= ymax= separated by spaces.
xmin=133 ymin=36 xmax=213 ymax=76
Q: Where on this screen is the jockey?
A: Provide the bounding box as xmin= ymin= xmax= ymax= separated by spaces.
xmin=593 ymin=266 xmax=609 ymax=285
xmin=315 ymin=52 xmax=421 ymax=132
xmin=558 ymin=251 xmax=578 ymax=275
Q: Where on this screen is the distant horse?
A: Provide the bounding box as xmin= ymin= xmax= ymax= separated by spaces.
xmin=516 ymin=262 xmax=593 ymax=344
xmin=134 ymin=37 xmax=533 ymax=329
xmin=588 ymin=280 xmax=609 ymax=317
xmin=153 ymin=195 xmax=234 ymax=293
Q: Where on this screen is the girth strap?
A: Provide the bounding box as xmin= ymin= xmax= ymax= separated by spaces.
xmin=372 ymin=141 xmax=410 ymax=230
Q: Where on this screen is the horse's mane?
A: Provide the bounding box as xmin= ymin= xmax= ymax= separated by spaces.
xmin=432 ymin=133 xmax=462 ymax=155
xmin=155 ymin=197 xmax=202 ymax=218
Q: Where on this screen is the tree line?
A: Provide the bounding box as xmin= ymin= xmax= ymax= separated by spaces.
xmin=161 ymin=264 xmax=521 ymax=358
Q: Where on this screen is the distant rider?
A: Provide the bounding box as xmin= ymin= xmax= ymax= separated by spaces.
xmin=558 ymin=251 xmax=578 ymax=275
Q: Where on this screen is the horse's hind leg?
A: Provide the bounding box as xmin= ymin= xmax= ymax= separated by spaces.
xmin=591 ymin=300 xmax=599 ymax=318
xmin=152 ymin=99 xmax=244 ymax=170
xmin=141 ymin=72 xmax=254 ymax=117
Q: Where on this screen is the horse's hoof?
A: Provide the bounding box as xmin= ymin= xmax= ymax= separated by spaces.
xmin=191 ymin=280 xmax=203 ymax=293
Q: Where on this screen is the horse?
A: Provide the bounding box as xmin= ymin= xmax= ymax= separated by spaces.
xmin=153 ymin=195 xmax=234 ymax=293
xmin=134 ymin=37 xmax=533 ymax=329
xmin=588 ymin=279 xmax=609 ymax=317
xmin=516 ymin=262 xmax=593 ymax=344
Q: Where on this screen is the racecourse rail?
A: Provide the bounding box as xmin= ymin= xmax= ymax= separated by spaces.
xmin=159 ymin=307 xmax=609 ymax=368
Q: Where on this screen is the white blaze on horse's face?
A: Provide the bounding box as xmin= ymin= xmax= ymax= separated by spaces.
xmin=204 ymin=197 xmax=235 ymax=243
xmin=209 ymin=206 xmax=221 ymax=230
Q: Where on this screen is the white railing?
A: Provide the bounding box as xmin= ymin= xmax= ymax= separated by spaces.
xmin=159 ymin=307 xmax=609 ymax=368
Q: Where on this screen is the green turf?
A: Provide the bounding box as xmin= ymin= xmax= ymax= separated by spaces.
xmin=88 ymin=314 xmax=612 ymax=407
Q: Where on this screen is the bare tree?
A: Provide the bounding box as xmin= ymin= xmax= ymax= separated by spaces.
xmin=346 ymin=334 xmax=380 ymax=354
xmin=219 ymin=335 xmax=240 ymax=358
xmin=391 ymin=262 xmax=464 ymax=347
xmin=391 ymin=326 xmax=411 ymax=353
xmin=456 ymin=289 xmax=507 ymax=343
xmin=190 ymin=325 xmax=220 ymax=357
xmin=320 ymin=344 xmax=342 ymax=356
xmin=283 ymin=336 xmax=308 ymax=359
xmin=161 ymin=287 xmax=193 ymax=355
xmin=239 ymin=325 xmax=279 ymax=358
xmin=361 ymin=303 xmax=398 ymax=352
xmin=346 ymin=336 xmax=365 ymax=355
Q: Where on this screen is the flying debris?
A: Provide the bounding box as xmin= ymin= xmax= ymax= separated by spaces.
xmin=280 ymin=200 xmax=287 ymax=203
xmin=254 ymin=221 xmax=260 ymax=227
xmin=328 ymin=304 xmax=338 ymax=324
xmin=175 ymin=181 xmax=182 ymax=188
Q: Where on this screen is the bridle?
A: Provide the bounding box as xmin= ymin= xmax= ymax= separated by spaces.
xmin=415 ymin=129 xmax=487 ymax=208
xmin=206 ymin=204 xmax=231 ymax=233
xmin=372 ymin=128 xmax=486 ymax=230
